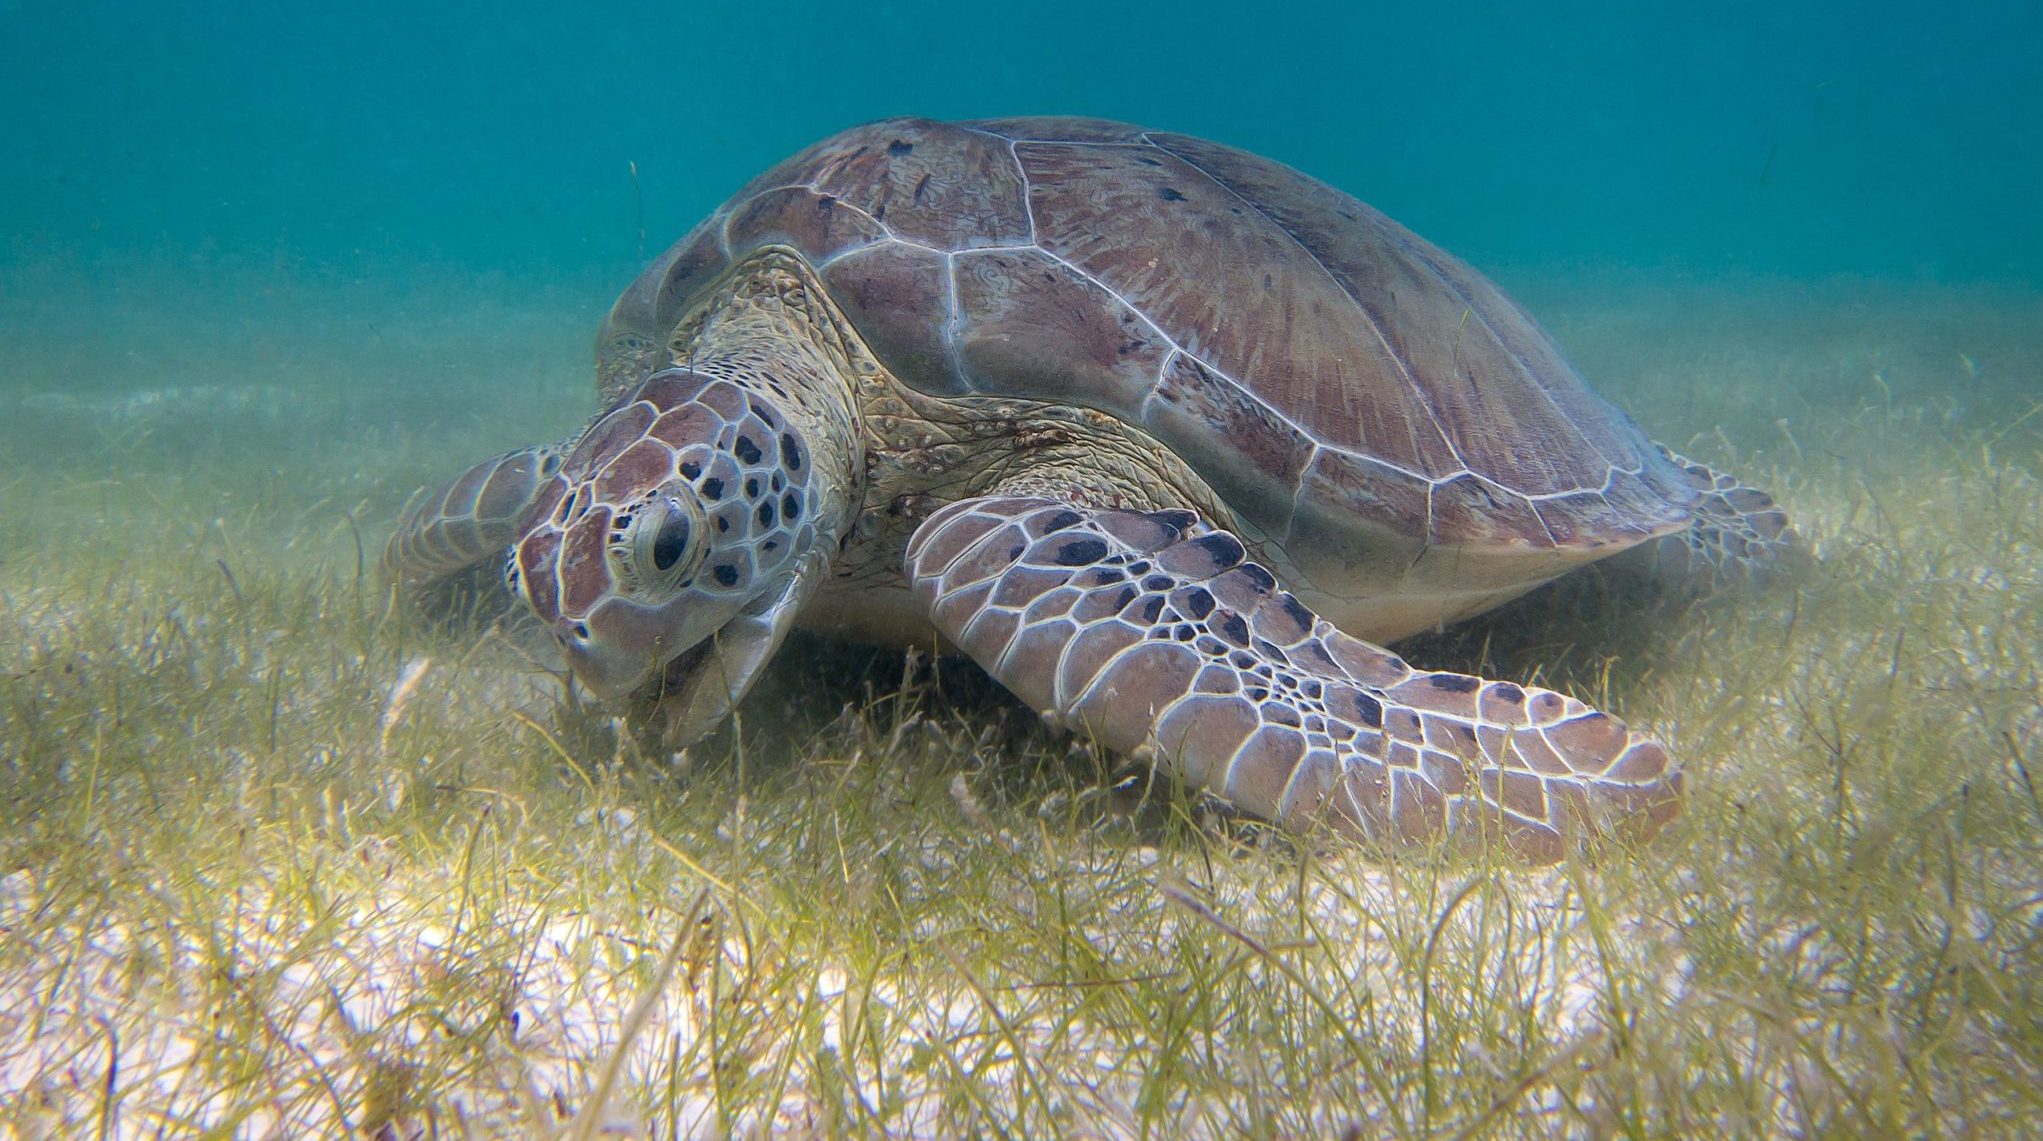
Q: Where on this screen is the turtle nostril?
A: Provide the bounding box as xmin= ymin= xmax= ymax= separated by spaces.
xmin=571 ymin=622 xmax=590 ymax=641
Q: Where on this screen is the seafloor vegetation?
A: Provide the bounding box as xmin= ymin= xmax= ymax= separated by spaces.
xmin=2 ymin=271 xmax=2038 ymax=1137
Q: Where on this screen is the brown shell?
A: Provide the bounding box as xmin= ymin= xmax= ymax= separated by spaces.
xmin=599 ymin=116 xmax=1696 ymax=556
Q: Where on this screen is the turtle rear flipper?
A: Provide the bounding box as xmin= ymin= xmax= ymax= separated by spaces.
xmin=382 ymin=445 xmax=565 ymax=618
xmin=1648 ymin=447 xmax=1798 ymax=587
xmin=906 ymin=494 xmax=1681 ymax=864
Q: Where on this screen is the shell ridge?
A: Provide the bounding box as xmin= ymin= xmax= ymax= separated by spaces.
xmin=1280 ymin=442 xmax=1329 ymax=548
xmin=1392 ymin=238 xmax=1626 ymax=478
xmin=1142 ymin=346 xmax=1336 ymax=505
xmin=800 ymin=179 xmax=900 ymax=244
xmin=1384 ymin=239 xmax=1693 ymax=534
xmin=1148 ymin=134 xmax=1469 ymax=477
xmin=1005 ymin=136 xmax=1041 ymax=247
xmin=1135 ymin=349 xmax=1176 ymax=425
xmin=942 ymin=251 xmax=970 ymax=390
xmin=1020 ymin=248 xmax=1185 ymax=376
xmin=1144 ymin=343 xmax=1332 ymax=505
xmin=1420 ymin=481 xmax=1442 ymax=561
xmin=1525 ymin=501 xmax=1571 ymax=548
xmin=958 ymin=122 xmax=1018 ymax=145
xmin=720 ymin=181 xmax=901 ymax=266
xmin=713 ymin=204 xmax=737 ymax=259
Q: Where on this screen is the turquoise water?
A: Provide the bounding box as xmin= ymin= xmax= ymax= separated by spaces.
xmin=6 ymin=6 xmax=2043 ymax=1128
xmin=5 ymin=0 xmax=2039 ymax=289
xmin=5 ymin=0 xmax=2039 ymax=724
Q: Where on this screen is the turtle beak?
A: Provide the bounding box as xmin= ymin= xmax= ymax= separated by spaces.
xmin=647 ymin=551 xmax=828 ymax=749
xmin=552 ymin=558 xmax=819 ymax=746
xmin=557 ymin=619 xmax=672 ymax=704
xmin=557 ymin=592 xmax=737 ymax=704
xmin=647 ymin=613 xmax=787 ymax=749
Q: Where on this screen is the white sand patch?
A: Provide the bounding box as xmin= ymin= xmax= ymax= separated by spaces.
xmin=17 ymin=384 xmax=307 ymax=422
xmin=0 ymin=840 xmax=1680 ymax=1137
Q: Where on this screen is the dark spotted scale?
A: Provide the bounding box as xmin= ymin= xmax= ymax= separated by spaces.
xmin=907 ymin=496 xmax=1683 ymax=863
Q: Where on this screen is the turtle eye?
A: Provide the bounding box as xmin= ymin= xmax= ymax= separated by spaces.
xmin=609 ymin=483 xmax=708 ymax=598
xmin=649 ymin=510 xmax=690 ymax=572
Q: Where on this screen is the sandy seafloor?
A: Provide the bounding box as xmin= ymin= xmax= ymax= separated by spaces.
xmin=1 ymin=260 xmax=2038 ymax=1135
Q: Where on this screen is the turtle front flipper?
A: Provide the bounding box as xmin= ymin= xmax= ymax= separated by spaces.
xmin=906 ymin=495 xmax=1681 ymax=862
xmin=1650 ymin=447 xmax=1798 ymax=585
xmin=382 ymin=445 xmax=564 ymax=603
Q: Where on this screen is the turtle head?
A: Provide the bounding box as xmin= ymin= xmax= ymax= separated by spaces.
xmin=507 ymin=367 xmax=831 ymax=743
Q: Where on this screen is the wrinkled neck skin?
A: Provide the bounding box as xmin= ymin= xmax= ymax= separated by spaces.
xmin=663 ymin=250 xmax=868 ymax=547
xmin=521 ymin=249 xmax=867 ymax=747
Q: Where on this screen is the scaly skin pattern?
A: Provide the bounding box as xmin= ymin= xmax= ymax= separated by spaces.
xmin=382 ymin=247 xmax=1705 ymax=859
xmin=384 ymin=248 xmax=1695 ymax=860
xmin=502 ymin=258 xmax=865 ymax=705
xmin=906 ymin=496 xmax=1681 ymax=861
xmin=382 ymin=445 xmax=563 ymax=588
xmin=1653 ymin=448 xmax=1796 ymax=582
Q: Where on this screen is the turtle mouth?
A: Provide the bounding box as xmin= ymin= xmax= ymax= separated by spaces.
xmin=615 ymin=563 xmax=821 ymax=749
xmin=558 ymin=614 xmax=708 ymax=706
xmin=618 ymin=619 xmax=773 ymax=750
xmin=597 ymin=633 xmax=720 ymax=736
xmin=652 ymin=636 xmax=719 ymax=702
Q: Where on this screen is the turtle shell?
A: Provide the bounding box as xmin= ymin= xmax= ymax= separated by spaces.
xmin=600 ymin=116 xmax=1696 ymax=578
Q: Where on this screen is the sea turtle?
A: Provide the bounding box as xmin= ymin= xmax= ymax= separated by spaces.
xmin=385 ymin=117 xmax=1791 ymax=862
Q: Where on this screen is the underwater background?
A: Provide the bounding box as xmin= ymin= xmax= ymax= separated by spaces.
xmin=5 ymin=1 xmax=2043 ymax=1135
xmin=6 ymin=0 xmax=2041 ymax=297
